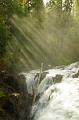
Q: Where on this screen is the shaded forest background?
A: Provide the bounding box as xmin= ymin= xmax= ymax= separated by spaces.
xmin=0 ymin=0 xmax=79 ymax=73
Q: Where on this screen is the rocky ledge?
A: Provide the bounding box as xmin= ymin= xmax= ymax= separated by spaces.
xmin=0 ymin=71 xmax=33 ymax=120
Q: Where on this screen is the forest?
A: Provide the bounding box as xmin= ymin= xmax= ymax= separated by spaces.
xmin=0 ymin=1 xmax=79 ymax=120
xmin=0 ymin=0 xmax=79 ymax=73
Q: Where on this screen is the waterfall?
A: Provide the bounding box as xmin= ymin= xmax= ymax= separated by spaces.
xmin=23 ymin=62 xmax=79 ymax=120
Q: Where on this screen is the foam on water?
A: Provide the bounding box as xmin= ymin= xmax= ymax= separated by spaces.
xmin=23 ymin=62 xmax=79 ymax=120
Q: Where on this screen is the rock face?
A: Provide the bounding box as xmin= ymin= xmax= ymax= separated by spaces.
xmin=0 ymin=71 xmax=32 ymax=120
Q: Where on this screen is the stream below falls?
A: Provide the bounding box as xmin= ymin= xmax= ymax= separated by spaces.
xmin=22 ymin=62 xmax=79 ymax=120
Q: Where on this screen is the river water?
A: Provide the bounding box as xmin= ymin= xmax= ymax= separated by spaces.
xmin=23 ymin=62 xmax=79 ymax=120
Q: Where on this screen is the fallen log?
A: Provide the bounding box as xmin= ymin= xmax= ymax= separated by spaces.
xmin=29 ymin=63 xmax=43 ymax=118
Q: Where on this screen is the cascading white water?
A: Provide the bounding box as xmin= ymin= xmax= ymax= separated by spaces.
xmin=23 ymin=62 xmax=79 ymax=120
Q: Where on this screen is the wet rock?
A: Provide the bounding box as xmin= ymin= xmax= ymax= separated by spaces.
xmin=34 ymin=72 xmax=49 ymax=83
xmin=0 ymin=71 xmax=32 ymax=120
xmin=72 ymin=71 xmax=79 ymax=78
xmin=52 ymin=74 xmax=63 ymax=84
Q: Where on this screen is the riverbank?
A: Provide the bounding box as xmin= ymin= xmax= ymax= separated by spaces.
xmin=0 ymin=70 xmax=33 ymax=120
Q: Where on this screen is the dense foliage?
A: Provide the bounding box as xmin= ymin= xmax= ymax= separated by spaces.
xmin=0 ymin=0 xmax=79 ymax=72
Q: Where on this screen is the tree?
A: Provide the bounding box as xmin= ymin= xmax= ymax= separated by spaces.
xmin=0 ymin=0 xmax=29 ymax=71
xmin=27 ymin=0 xmax=46 ymax=24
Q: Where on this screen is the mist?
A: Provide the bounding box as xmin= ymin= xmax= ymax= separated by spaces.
xmin=3 ymin=0 xmax=79 ymax=72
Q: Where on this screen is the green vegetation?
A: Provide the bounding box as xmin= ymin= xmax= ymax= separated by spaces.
xmin=0 ymin=90 xmax=5 ymax=98
xmin=0 ymin=0 xmax=79 ymax=72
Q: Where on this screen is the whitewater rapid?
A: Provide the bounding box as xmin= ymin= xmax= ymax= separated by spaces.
xmin=23 ymin=62 xmax=79 ymax=120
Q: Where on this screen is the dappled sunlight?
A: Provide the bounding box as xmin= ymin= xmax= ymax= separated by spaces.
xmin=1 ymin=1 xmax=79 ymax=119
xmin=4 ymin=0 xmax=79 ymax=72
xmin=9 ymin=14 xmax=57 ymax=70
xmin=1 ymin=0 xmax=79 ymax=73
xmin=10 ymin=16 xmax=46 ymax=67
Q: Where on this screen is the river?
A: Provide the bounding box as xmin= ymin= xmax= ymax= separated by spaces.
xmin=23 ymin=62 xmax=79 ymax=120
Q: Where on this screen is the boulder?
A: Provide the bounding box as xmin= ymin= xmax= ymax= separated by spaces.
xmin=72 ymin=71 xmax=79 ymax=78
xmin=34 ymin=72 xmax=48 ymax=83
xmin=0 ymin=71 xmax=33 ymax=120
xmin=52 ymin=74 xmax=63 ymax=84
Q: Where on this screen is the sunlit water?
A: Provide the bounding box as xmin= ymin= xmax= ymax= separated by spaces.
xmin=23 ymin=62 xmax=79 ymax=120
